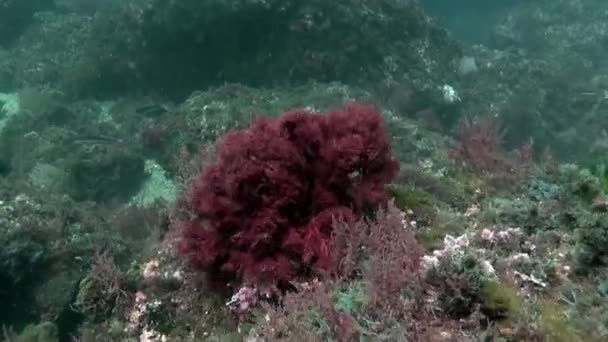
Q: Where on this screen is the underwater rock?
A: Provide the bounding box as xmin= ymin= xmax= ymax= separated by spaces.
xmin=67 ymin=143 xmax=146 ymax=203
xmin=10 ymin=321 xmax=59 ymax=342
xmin=34 ymin=0 xmax=462 ymax=100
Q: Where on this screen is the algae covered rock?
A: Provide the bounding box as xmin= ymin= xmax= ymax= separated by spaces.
xmin=67 ymin=143 xmax=145 ymax=203
xmin=84 ymin=0 xmax=461 ymax=99
xmin=12 ymin=321 xmax=59 ymax=342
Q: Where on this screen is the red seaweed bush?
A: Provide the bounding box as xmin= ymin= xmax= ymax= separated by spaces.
xmin=449 ymin=116 xmax=535 ymax=191
xmin=450 ymin=116 xmax=506 ymax=173
xmin=179 ymin=103 xmax=399 ymax=290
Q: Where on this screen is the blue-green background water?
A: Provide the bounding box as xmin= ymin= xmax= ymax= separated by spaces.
xmin=422 ymin=0 xmax=524 ymax=44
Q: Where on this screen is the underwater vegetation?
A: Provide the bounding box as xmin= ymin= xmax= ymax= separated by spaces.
xmin=589 ymin=157 xmax=608 ymax=193
xmin=5 ymin=0 xmax=608 ymax=341
xmin=180 ymin=103 xmax=399 ymax=291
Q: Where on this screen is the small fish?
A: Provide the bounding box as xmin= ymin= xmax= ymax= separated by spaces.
xmin=135 ymin=104 xmax=169 ymax=117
